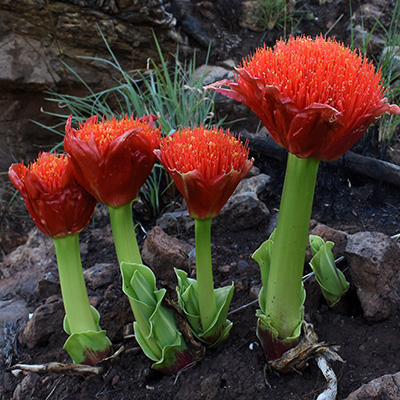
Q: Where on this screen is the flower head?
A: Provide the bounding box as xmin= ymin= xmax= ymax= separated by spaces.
xmin=208 ymin=35 xmax=400 ymax=161
xmin=64 ymin=114 xmax=162 ymax=207
xmin=9 ymin=152 xmax=96 ymax=238
xmin=155 ymin=125 xmax=254 ymax=219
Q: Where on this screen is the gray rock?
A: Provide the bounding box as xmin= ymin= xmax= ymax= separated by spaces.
xmin=19 ymin=295 xmax=64 ymax=349
xmin=0 ymin=300 xmax=29 ymax=353
xmin=345 ymin=231 xmax=400 ymax=321
xmin=0 ymin=228 xmax=55 ymax=299
xmin=0 ymin=300 xmax=29 ymax=327
xmin=344 ymin=371 xmax=400 ymax=400
xmin=381 ymin=46 xmax=400 ymax=75
xmin=195 ymin=62 xmax=235 ymax=86
xmin=142 ymin=226 xmax=194 ymax=281
xmin=84 ymin=263 xmax=117 ymax=290
xmin=216 ymin=173 xmax=271 ymax=231
xmin=156 ymin=210 xmax=194 ymax=235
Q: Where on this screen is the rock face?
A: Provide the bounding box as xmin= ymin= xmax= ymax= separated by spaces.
xmin=345 ymin=231 xmax=400 ymax=322
xmin=0 ymin=0 xmax=180 ymax=177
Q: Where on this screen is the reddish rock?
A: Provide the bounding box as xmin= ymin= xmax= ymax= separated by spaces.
xmin=307 ymin=221 xmax=348 ymax=262
xmin=19 ymin=295 xmax=64 ymax=349
xmin=142 ymin=226 xmax=194 ymax=281
xmin=344 ymin=371 xmax=400 ymax=400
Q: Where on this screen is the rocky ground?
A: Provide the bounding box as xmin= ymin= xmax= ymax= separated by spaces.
xmin=1 ymin=0 xmax=400 ymax=399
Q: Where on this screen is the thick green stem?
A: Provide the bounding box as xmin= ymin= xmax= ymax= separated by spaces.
xmin=195 ymin=218 xmax=218 ymax=332
xmin=264 ymin=153 xmax=320 ymax=339
xmin=108 ymin=203 xmax=142 ymax=265
xmin=53 ymin=234 xmax=97 ymax=333
xmin=108 ymin=203 xmax=161 ymax=358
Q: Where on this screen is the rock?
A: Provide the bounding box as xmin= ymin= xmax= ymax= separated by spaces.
xmin=239 ymin=1 xmax=265 ymax=31
xmin=0 ymin=34 xmax=61 ymax=85
xmin=19 ymin=295 xmax=64 ymax=349
xmin=349 ymin=1 xmax=388 ymax=53
xmin=349 ymin=25 xmax=385 ymax=53
xmin=195 ymin=62 xmax=235 ymax=86
xmin=344 ymin=371 xmax=400 ymax=400
xmin=345 ymin=231 xmax=400 ymax=321
xmin=0 ymin=0 xmax=183 ymax=183
xmin=216 ymin=173 xmax=271 ymax=231
xmin=199 ymin=373 xmax=221 ymax=399
xmin=12 ymin=373 xmax=40 ymax=400
xmin=84 ymin=263 xmax=117 ymax=290
xmin=237 ymin=260 xmax=250 ymax=271
xmin=181 ymin=14 xmax=214 ymax=47
xmin=307 ymin=221 xmax=348 ymax=262
xmin=34 ymin=274 xmax=60 ymax=301
xmin=249 ymin=284 xmax=261 ymax=300
xmin=381 ymin=46 xmax=400 ymax=75
xmin=218 ymin=265 xmax=232 ymax=274
xmin=156 ymin=210 xmax=194 ymax=235
xmin=0 ymin=228 xmax=55 ymax=300
xmin=142 ymin=226 xmax=194 ymax=281
xmin=0 ymin=300 xmax=29 ymax=348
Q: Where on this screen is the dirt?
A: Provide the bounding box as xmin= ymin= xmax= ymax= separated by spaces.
xmin=1 ymin=0 xmax=400 ymax=399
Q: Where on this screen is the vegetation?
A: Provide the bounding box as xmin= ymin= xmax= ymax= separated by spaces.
xmin=34 ymin=29 xmax=219 ymax=216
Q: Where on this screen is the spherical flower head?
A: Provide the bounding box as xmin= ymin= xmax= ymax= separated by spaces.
xmin=208 ymin=35 xmax=400 ymax=161
xmin=154 ymin=125 xmax=254 ymax=219
xmin=9 ymin=152 xmax=96 ymax=238
xmin=64 ymin=114 xmax=162 ymax=207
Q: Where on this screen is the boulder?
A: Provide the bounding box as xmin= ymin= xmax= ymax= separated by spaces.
xmin=345 ymin=231 xmax=400 ymax=321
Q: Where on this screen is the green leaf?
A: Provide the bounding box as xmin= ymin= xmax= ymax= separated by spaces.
xmin=254 ymin=228 xmax=305 ymax=340
xmin=175 ymin=268 xmax=234 ymax=348
xmin=309 ymin=235 xmax=350 ymax=306
xmin=120 ymin=262 xmax=191 ymax=372
xmin=63 ymin=330 xmax=111 ymax=365
xmin=252 ymin=229 xmax=276 ymax=290
xmin=64 ymin=305 xmax=102 ymax=335
xmin=309 ymin=234 xmax=325 ymax=257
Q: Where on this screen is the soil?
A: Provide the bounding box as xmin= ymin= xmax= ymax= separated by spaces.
xmin=1 ymin=0 xmax=400 ymax=399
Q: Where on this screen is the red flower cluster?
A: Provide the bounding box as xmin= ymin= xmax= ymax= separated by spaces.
xmin=208 ymin=35 xmax=400 ymax=161
xmin=9 ymin=152 xmax=96 ymax=238
xmin=64 ymin=114 xmax=162 ymax=207
xmin=155 ymin=125 xmax=253 ymax=219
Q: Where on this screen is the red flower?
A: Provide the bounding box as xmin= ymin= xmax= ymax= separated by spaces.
xmin=208 ymin=35 xmax=400 ymax=161
xmin=154 ymin=126 xmax=254 ymax=219
xmin=9 ymin=152 xmax=96 ymax=238
xmin=64 ymin=114 xmax=162 ymax=208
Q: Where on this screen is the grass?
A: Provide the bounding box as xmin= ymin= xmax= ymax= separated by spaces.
xmin=36 ymin=30 xmax=217 ymax=141
xmin=349 ymin=0 xmax=400 ymax=144
xmin=33 ymin=28 xmax=219 ymax=216
xmin=375 ymin=2 xmax=400 ymax=143
xmin=248 ymin=0 xmax=307 ymax=35
xmin=250 ymin=0 xmax=289 ymax=31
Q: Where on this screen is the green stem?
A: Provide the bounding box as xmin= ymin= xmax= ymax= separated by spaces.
xmin=53 ymin=234 xmax=97 ymax=333
xmin=264 ymin=153 xmax=320 ymax=339
xmin=108 ymin=204 xmax=161 ymax=357
xmin=108 ymin=203 xmax=142 ymax=265
xmin=195 ymin=218 xmax=218 ymax=332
